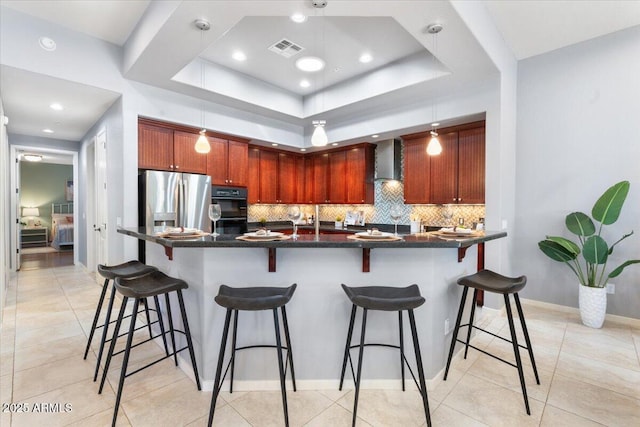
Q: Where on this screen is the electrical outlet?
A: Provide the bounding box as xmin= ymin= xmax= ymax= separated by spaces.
xmin=444 ymin=318 xmax=450 ymax=335
xmin=606 ymin=283 xmax=615 ymax=294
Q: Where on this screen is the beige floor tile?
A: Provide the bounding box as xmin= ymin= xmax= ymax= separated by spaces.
xmin=12 ymin=353 xmax=97 ymax=401
xmin=555 ymin=352 xmax=640 ymax=399
xmin=219 ymin=390 xmax=250 ymax=404
xmin=15 ymin=308 xmax=79 ymax=331
xmin=431 ymin=403 xmax=489 ymax=426
xmin=231 ymin=390 xmax=333 ymax=427
xmin=442 ymin=373 xmax=544 ymax=426
xmin=13 ymin=334 xmax=87 ymax=372
xmin=336 ymin=389 xmax=430 ymax=427
xmin=1 ymin=373 xmax=13 ymax=404
xmin=305 ymin=402 xmax=372 ymax=426
xmin=14 ymin=319 xmax=85 ymax=350
xmin=190 ymin=404 xmax=252 ymax=427
xmin=548 ymin=374 xmax=640 ymax=426
xmin=430 ymin=367 xmax=465 ymax=403
xmin=316 ymin=387 xmax=350 ymax=403
xmin=540 ymin=404 xmax=605 ymax=426
xmin=15 ymin=296 xmax=71 ymax=314
xmin=561 ymin=330 xmax=640 ymax=371
xmin=104 ymin=356 xmax=188 ymax=403
xmin=486 ymin=330 xmax=560 ymax=373
xmin=518 ymin=303 xmax=573 ymax=324
xmin=66 ymin=407 xmax=132 ymax=427
xmin=121 ymin=377 xmax=208 ymax=426
xmin=1 ymin=348 xmax=13 ymax=375
xmin=10 ymin=378 xmax=117 ymax=427
xmin=466 ymin=350 xmax=552 ymax=402
xmin=564 ymin=322 xmax=635 ymax=351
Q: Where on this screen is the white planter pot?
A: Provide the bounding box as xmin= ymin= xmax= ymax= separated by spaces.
xmin=579 ymin=284 xmax=607 ymax=328
xmin=335 ymin=221 xmax=343 ymax=229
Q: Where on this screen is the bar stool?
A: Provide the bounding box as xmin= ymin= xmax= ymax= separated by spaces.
xmin=208 ymin=283 xmax=297 ymax=427
xmin=339 ymin=284 xmax=431 ymax=427
xmin=443 ymin=269 xmax=540 ymax=415
xmin=84 ymin=261 xmax=161 ymax=382
xmin=98 ymin=271 xmax=201 ymax=427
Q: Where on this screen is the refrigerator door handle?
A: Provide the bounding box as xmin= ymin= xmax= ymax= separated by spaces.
xmin=178 ymin=176 xmax=185 ymax=227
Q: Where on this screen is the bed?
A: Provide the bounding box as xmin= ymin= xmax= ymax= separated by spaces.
xmin=51 ymin=203 xmax=74 ymax=250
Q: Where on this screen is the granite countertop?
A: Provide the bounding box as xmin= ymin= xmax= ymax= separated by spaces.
xmin=118 ymin=227 xmax=506 ymax=249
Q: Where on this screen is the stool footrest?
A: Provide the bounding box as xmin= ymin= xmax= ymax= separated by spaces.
xmin=236 ymin=344 xmax=290 ymax=352
xmin=110 ymin=328 xmax=188 ymax=357
xmin=460 ymin=323 xmax=532 ymax=352
xmin=124 ymin=346 xmax=191 ymax=378
xmin=453 ymin=339 xmax=518 ymax=369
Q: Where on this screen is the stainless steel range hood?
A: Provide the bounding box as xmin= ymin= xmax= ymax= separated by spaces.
xmin=375 ymin=138 xmax=402 ymax=181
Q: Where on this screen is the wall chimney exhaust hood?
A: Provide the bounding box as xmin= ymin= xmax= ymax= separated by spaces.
xmin=375 ymin=138 xmax=402 ymax=181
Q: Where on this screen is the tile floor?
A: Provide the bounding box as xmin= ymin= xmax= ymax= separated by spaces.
xmin=1 ymin=264 xmax=639 ymax=426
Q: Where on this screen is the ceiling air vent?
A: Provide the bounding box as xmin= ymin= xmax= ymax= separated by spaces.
xmin=268 ymin=38 xmax=305 ymax=58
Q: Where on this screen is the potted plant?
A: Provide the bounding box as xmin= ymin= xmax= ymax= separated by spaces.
xmin=538 ymin=181 xmax=640 ymax=328
xmin=335 ymin=215 xmax=344 ymax=229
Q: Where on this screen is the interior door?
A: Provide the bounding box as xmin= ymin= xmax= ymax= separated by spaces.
xmin=94 ymin=130 xmax=108 ymax=273
xmin=15 ymin=156 xmax=21 ymax=270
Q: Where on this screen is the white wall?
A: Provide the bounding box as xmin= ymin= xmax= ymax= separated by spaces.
xmin=514 ymin=26 xmax=640 ymax=319
xmin=0 ymin=99 xmax=9 ymax=324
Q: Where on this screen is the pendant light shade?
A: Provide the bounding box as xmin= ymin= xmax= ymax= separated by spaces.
xmin=426 ymin=131 xmax=442 ymax=156
xmin=195 ymin=130 xmax=211 ymax=154
xmin=311 ymin=120 xmax=328 ymax=146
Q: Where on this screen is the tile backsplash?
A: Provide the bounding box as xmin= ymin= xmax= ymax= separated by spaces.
xmin=248 ymin=179 xmax=484 ymax=227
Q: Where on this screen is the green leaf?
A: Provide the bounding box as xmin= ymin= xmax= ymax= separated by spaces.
xmin=609 ymin=260 xmax=640 ymax=278
xmin=592 ymin=181 xmax=629 ymax=225
xmin=583 ymin=235 xmax=608 ymax=264
xmin=565 ymin=212 xmax=595 ymax=236
xmin=545 ymin=236 xmax=580 ymax=256
xmin=538 ymin=240 xmax=578 ymax=262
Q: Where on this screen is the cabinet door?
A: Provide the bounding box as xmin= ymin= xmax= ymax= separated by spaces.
xmin=227 ymin=140 xmax=248 ymax=186
xmin=328 ymin=151 xmax=347 ymax=203
xmin=258 ymin=150 xmax=278 ymax=204
xmin=247 ymin=147 xmax=260 ymax=203
xmin=295 ymin=156 xmax=306 ymax=204
xmin=312 ymin=153 xmax=329 ymax=203
xmin=430 ymin=131 xmax=459 ymax=204
xmin=138 ymin=124 xmax=173 ymax=170
xmin=277 ymin=152 xmax=298 ymax=204
xmin=458 ymin=127 xmax=485 ymax=204
xmin=207 ymin=137 xmax=229 ymax=185
xmin=303 ymin=156 xmax=315 ymax=204
xmin=173 ymin=131 xmax=207 ymax=174
xmin=403 ymin=138 xmax=431 ymax=204
xmin=346 ymin=145 xmax=374 ymax=204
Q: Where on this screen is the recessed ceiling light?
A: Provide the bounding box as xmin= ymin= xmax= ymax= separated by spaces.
xmin=296 ymin=56 xmax=325 ymax=72
xmin=232 ymin=51 xmax=247 ymax=61
xmin=300 ymin=148 xmax=307 ymax=152
xmin=431 ymin=122 xmax=440 ymax=127
xmin=23 ymin=154 xmax=43 ymax=162
xmin=50 ymin=103 xmax=63 ymax=111
xmin=371 ymin=134 xmax=379 ymax=138
xmin=332 ymin=143 xmax=339 ymax=146
xmin=333 ymin=66 xmax=342 ymax=73
xmin=271 ymin=143 xmax=279 ymax=147
xmin=299 ymin=79 xmax=311 ymax=88
xmin=290 ymin=13 xmax=307 ymax=23
xmin=39 ymin=36 xmax=56 ymax=51
xmin=42 ymin=128 xmax=54 ymax=134
xmin=359 ymin=53 xmax=373 ymax=63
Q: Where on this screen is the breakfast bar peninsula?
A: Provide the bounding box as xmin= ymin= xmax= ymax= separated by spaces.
xmin=118 ymin=227 xmax=506 ymax=390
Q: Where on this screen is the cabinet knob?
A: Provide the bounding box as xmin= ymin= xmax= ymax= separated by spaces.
xmin=175 ymin=165 xmax=179 ymax=169
xmin=170 ymin=165 xmax=174 ymax=169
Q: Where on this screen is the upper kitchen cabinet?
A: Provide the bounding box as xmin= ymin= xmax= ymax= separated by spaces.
xmin=207 ymin=137 xmax=248 ymax=186
xmin=173 ymin=131 xmax=208 ymax=174
xmin=403 ymin=121 xmax=485 ymax=204
xmin=345 ymin=144 xmax=375 ymax=204
xmin=248 ymin=146 xmax=302 ymax=204
xmin=138 ymin=122 xmax=174 ymax=171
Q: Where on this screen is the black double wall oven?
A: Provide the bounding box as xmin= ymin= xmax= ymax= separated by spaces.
xmin=211 ymin=186 xmax=248 ymax=234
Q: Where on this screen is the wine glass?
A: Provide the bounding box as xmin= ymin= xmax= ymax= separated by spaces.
xmin=287 ymin=205 xmax=302 ymax=239
xmin=390 ymin=204 xmax=403 ymax=236
xmin=208 ymin=203 xmax=222 ymax=237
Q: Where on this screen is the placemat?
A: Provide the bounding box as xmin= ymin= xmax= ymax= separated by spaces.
xmin=156 ymin=231 xmax=210 ymax=239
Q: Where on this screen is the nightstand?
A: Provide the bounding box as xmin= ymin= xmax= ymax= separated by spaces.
xmin=21 ymin=227 xmax=49 ymax=248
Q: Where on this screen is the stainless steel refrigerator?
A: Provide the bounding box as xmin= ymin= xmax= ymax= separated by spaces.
xmin=138 ymin=170 xmax=211 ymax=260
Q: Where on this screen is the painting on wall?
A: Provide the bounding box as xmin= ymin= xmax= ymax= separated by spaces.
xmin=65 ymin=180 xmax=73 ymax=201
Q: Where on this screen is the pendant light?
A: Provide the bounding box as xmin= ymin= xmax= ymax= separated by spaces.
xmin=311 ymin=120 xmax=327 ymax=146
xmin=194 ymin=19 xmax=211 ymax=154
xmin=426 ymin=23 xmax=443 ymax=156
xmin=310 ymin=1 xmax=328 ymax=146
